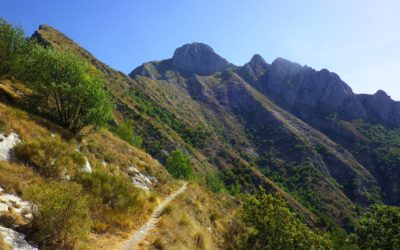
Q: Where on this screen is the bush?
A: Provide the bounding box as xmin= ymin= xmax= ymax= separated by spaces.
xmin=166 ymin=150 xmax=195 ymax=180
xmin=239 ymin=190 xmax=332 ymax=250
xmin=14 ymin=137 xmax=85 ymax=179
xmin=351 ymin=204 xmax=400 ymax=249
xmin=76 ymin=170 xmax=147 ymax=232
xmin=203 ymin=170 xmax=225 ymax=193
xmin=77 ymin=170 xmax=141 ymax=211
xmin=0 ymin=18 xmax=29 ymax=76
xmin=112 ymin=120 xmax=142 ymax=147
xmin=23 ymin=182 xmax=90 ymax=250
xmin=14 ymin=45 xmax=112 ymax=133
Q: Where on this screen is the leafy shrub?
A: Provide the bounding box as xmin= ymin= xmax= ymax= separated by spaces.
xmin=166 ymin=150 xmax=195 ymax=180
xmin=112 ymin=120 xmax=142 ymax=147
xmin=203 ymin=170 xmax=225 ymax=193
xmin=14 ymin=45 xmax=112 ymax=133
xmin=0 ymin=18 xmax=29 ymax=76
xmin=239 ymin=190 xmax=332 ymax=250
xmin=23 ymin=182 xmax=90 ymax=250
xmin=351 ymin=204 xmax=400 ymax=249
xmin=14 ymin=137 xmax=85 ymax=179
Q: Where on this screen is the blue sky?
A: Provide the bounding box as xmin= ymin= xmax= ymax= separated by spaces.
xmin=2 ymin=0 xmax=400 ymax=99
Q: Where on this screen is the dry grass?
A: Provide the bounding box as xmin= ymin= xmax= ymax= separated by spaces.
xmin=0 ymin=234 xmax=11 ymax=250
xmin=140 ymin=183 xmax=238 ymax=250
xmin=0 ymin=162 xmax=43 ymax=195
xmin=0 ymin=210 xmax=26 ymax=227
xmin=82 ymin=130 xmax=178 ymax=196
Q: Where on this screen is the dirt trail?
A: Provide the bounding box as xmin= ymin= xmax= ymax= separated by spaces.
xmin=121 ymin=182 xmax=188 ymax=250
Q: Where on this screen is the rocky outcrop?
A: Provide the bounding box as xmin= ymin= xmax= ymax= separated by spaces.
xmin=357 ymin=90 xmax=400 ymax=125
xmin=172 ymin=43 xmax=232 ymax=75
xmin=0 ymin=133 xmax=20 ymax=161
xmin=238 ymin=56 xmax=400 ymax=126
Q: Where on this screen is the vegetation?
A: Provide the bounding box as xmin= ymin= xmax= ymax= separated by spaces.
xmin=14 ymin=137 xmax=85 ymax=179
xmin=23 ymin=182 xmax=91 ymax=250
xmin=166 ymin=149 xmax=195 ymax=180
xmin=130 ymin=90 xmax=210 ymax=148
xmin=14 ymin=44 xmax=112 ymax=133
xmin=77 ymin=170 xmax=141 ymax=211
xmin=238 ymin=190 xmax=332 ymax=250
xmin=0 ymin=162 xmax=43 ymax=195
xmin=76 ymin=169 xmax=151 ymax=233
xmin=0 ymin=235 xmax=11 ymax=250
xmin=350 ymin=204 xmax=400 ymax=249
xmin=0 ymin=18 xmax=28 ymax=76
xmin=112 ymin=120 xmax=142 ymax=147
xmin=203 ymin=170 xmax=226 ymax=193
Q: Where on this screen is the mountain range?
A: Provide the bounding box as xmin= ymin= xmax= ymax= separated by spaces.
xmin=32 ymin=25 xmax=400 ymax=228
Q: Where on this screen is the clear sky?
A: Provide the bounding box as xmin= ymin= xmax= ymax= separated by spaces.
xmin=2 ymin=0 xmax=400 ymax=99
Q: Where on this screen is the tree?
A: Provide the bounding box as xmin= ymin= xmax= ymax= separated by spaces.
xmin=23 ymin=182 xmax=90 ymax=250
xmin=352 ymin=204 xmax=400 ymax=249
xmin=14 ymin=45 xmax=112 ymax=133
xmin=166 ymin=149 xmax=195 ymax=180
xmin=0 ymin=18 xmax=29 ymax=76
xmin=239 ymin=190 xmax=332 ymax=250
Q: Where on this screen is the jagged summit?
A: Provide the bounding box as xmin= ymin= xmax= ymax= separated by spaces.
xmin=171 ymin=42 xmax=232 ymax=75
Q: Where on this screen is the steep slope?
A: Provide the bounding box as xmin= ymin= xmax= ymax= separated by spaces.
xmin=131 ymin=54 xmax=381 ymax=227
xmin=237 ymin=55 xmax=400 ymax=206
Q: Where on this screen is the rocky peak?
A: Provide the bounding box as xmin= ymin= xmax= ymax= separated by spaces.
xmin=249 ymin=54 xmax=268 ymax=69
xmin=172 ymin=43 xmax=231 ymax=75
xmin=374 ymin=90 xmax=390 ymax=99
xmin=271 ymin=57 xmax=303 ymax=76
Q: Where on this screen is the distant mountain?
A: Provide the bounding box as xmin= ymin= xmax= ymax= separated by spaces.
xmin=130 ymin=42 xmax=400 ymax=216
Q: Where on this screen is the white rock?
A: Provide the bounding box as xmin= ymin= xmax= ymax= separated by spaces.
xmin=0 ymin=133 xmax=21 ymax=161
xmin=0 ymin=202 xmax=8 ymax=213
xmin=82 ymin=157 xmax=92 ymax=173
xmin=0 ymin=187 xmax=32 ymax=220
xmin=127 ymin=165 xmax=158 ymax=191
xmin=0 ymin=226 xmax=37 ymax=250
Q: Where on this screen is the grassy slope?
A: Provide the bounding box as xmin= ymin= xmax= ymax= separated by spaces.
xmin=138 ymin=183 xmax=238 ymax=250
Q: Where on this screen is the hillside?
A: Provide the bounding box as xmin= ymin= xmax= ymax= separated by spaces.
xmin=34 ymin=25 xmax=399 ymax=227
xmin=1 ymin=19 xmax=400 ymax=249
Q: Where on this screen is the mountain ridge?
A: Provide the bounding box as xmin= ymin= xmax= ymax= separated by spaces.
xmin=29 ymin=26 xmax=400 ymax=230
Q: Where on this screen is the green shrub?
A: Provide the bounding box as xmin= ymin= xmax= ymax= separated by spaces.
xmin=203 ymin=170 xmax=225 ymax=193
xmin=23 ymin=182 xmax=90 ymax=250
xmin=76 ymin=169 xmax=141 ymax=211
xmin=0 ymin=18 xmax=29 ymax=76
xmin=14 ymin=45 xmax=112 ymax=133
xmin=351 ymin=204 xmax=400 ymax=249
xmin=112 ymin=120 xmax=142 ymax=147
xmin=14 ymin=137 xmax=85 ymax=179
xmin=239 ymin=190 xmax=332 ymax=250
xmin=166 ymin=150 xmax=195 ymax=180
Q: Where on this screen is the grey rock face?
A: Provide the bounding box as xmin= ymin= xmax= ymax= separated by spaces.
xmin=239 ymin=57 xmax=373 ymax=121
xmin=239 ymin=54 xmax=270 ymax=86
xmin=357 ymin=90 xmax=400 ymax=125
xmin=172 ymin=43 xmax=231 ymax=75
